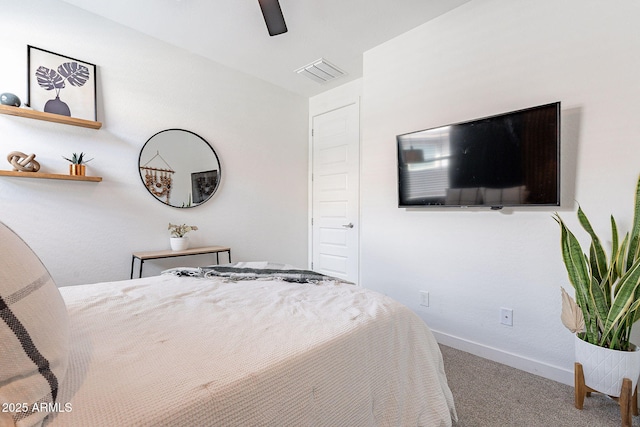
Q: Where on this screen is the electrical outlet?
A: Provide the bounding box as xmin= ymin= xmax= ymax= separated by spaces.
xmin=419 ymin=291 xmax=429 ymax=307
xmin=500 ymin=308 xmax=513 ymax=326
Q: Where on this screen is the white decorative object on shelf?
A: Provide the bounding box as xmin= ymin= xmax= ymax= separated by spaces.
xmin=168 ymin=223 xmax=198 ymax=251
xmin=170 ymin=237 xmax=189 ymax=251
xmin=7 ymin=151 xmax=40 ymax=172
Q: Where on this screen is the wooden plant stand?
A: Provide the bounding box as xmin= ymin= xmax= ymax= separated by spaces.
xmin=575 ymin=362 xmax=638 ymax=427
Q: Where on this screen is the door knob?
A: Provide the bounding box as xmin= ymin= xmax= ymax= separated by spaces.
xmin=342 ymin=223 xmax=354 ymax=228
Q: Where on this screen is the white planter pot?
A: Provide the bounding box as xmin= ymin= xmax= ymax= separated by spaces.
xmin=575 ymin=334 xmax=640 ymax=397
xmin=170 ymin=237 xmax=189 ymax=251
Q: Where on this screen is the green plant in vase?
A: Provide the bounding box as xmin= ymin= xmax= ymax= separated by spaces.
xmin=557 ymin=175 xmax=640 ymax=351
xmin=63 ymin=152 xmax=93 ymax=176
xmin=168 ymin=223 xmax=198 ymax=251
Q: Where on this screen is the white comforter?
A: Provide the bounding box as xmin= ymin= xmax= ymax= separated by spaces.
xmin=48 ymin=274 xmax=456 ymax=426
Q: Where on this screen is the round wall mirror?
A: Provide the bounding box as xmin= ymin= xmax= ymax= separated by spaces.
xmin=138 ymin=129 xmax=221 ymax=208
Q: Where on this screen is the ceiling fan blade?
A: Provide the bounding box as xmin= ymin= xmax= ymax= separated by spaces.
xmin=258 ymin=0 xmax=288 ymax=36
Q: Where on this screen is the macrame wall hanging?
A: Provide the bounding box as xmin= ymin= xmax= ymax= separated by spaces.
xmin=140 ymin=151 xmax=175 ymax=204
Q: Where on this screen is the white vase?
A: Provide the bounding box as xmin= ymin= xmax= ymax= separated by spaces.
xmin=170 ymin=237 xmax=189 ymax=251
xmin=575 ymin=334 xmax=640 ymax=397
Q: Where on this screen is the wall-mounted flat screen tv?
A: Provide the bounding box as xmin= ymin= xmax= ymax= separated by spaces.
xmin=397 ymin=102 xmax=560 ymax=208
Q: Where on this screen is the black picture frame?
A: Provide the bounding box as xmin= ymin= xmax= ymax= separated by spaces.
xmin=27 ymin=45 xmax=97 ymax=121
xmin=191 ymin=170 xmax=219 ymax=204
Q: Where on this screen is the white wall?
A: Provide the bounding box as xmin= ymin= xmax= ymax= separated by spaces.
xmin=0 ymin=0 xmax=309 ymax=286
xmin=359 ymin=0 xmax=640 ymax=385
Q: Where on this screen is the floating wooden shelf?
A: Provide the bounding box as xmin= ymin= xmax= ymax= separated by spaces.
xmin=0 ymin=104 xmax=102 ymax=129
xmin=0 ymin=170 xmax=102 ymax=182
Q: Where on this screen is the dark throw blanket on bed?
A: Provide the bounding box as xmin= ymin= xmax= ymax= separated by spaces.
xmin=204 ymin=266 xmax=333 ymax=283
xmin=166 ymin=266 xmax=343 ymax=284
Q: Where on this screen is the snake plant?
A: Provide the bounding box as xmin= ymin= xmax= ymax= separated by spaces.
xmin=62 ymin=152 xmax=93 ymax=164
xmin=556 ymin=175 xmax=640 ymax=351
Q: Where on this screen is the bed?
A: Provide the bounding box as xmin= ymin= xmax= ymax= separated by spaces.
xmin=0 ymin=222 xmax=456 ymax=427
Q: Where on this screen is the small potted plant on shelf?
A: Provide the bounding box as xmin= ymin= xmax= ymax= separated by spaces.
xmin=556 ymin=175 xmax=640 ymax=406
xmin=168 ymin=223 xmax=198 ymax=251
xmin=63 ymin=152 xmax=93 ymax=176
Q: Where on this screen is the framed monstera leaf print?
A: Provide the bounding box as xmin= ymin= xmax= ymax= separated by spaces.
xmin=27 ymin=45 xmax=97 ymax=121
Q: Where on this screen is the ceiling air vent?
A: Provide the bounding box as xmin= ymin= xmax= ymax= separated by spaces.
xmin=295 ymin=58 xmax=345 ymax=84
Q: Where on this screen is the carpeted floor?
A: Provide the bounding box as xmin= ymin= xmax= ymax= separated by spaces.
xmin=440 ymin=344 xmax=639 ymax=426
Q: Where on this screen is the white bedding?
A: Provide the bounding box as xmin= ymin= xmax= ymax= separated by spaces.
xmin=47 ymin=273 xmax=456 ymax=426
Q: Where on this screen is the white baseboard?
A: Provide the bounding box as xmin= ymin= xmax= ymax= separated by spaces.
xmin=432 ymin=329 xmax=574 ymax=387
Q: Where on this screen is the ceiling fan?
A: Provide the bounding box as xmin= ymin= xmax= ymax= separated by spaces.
xmin=258 ymin=0 xmax=288 ymax=36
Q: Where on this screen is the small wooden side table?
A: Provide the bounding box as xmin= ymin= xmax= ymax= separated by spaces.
xmin=130 ymin=246 xmax=231 ymax=279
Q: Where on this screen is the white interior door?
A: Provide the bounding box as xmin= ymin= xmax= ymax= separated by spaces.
xmin=311 ymin=102 xmax=360 ymax=283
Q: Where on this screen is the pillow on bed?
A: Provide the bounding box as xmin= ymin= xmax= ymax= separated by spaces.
xmin=0 ymin=222 xmax=69 ymax=427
